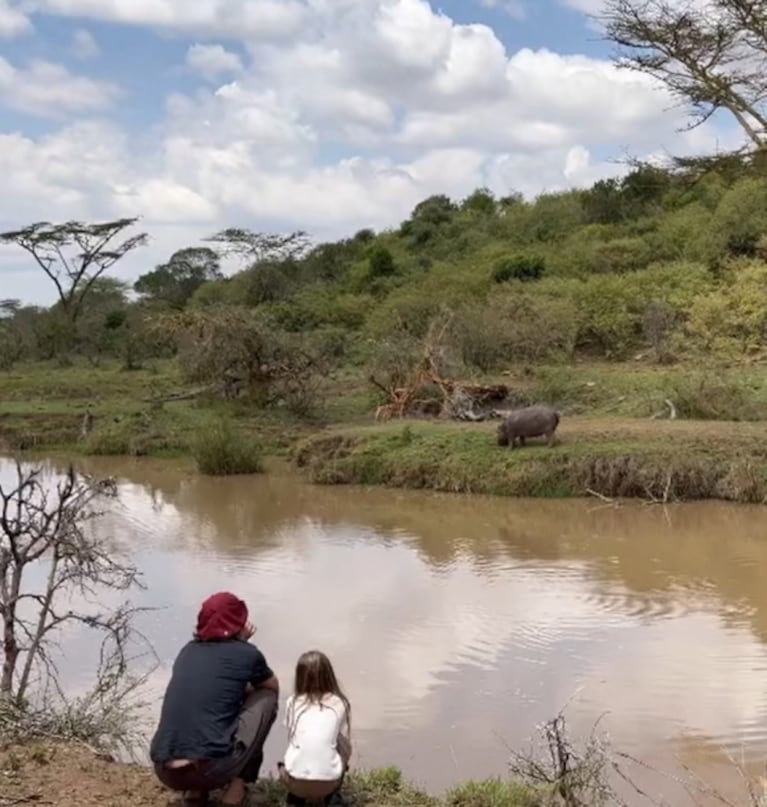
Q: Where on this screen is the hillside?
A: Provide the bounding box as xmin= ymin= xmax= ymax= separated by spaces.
xmin=3 ymin=160 xmax=767 ymax=502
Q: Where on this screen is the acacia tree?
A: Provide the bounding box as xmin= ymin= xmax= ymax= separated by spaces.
xmin=205 ymin=228 xmax=312 ymax=265
xmin=0 ymin=462 xmax=151 ymax=752
xmin=602 ymin=0 xmax=767 ymax=154
xmin=0 ymin=218 xmax=148 ymax=326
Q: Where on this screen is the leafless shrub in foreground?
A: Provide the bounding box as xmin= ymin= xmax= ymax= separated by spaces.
xmin=0 ymin=461 xmax=156 ymax=756
xmin=511 ymin=709 xmax=767 ymax=807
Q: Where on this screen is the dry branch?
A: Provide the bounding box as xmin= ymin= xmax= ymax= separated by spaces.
xmin=650 ymin=399 xmax=677 ymax=420
xmin=0 ymin=462 xmax=155 ymax=755
xmin=141 ymin=386 xmax=212 ymax=404
xmin=369 ymin=314 xmax=508 ymax=421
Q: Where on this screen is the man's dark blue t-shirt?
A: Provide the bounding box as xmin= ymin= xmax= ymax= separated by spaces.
xmin=150 ymin=639 xmax=274 ymax=762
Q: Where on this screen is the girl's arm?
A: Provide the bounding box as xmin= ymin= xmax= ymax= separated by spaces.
xmin=339 ymin=700 xmax=351 ymax=739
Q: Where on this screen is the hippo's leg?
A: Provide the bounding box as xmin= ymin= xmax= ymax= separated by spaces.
xmin=546 ymin=430 xmax=556 ymax=447
xmin=519 ymin=436 xmax=527 ymax=447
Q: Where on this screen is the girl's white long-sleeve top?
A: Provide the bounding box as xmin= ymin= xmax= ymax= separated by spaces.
xmin=283 ymin=693 xmax=349 ymax=781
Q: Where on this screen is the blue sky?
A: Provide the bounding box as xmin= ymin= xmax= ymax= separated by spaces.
xmin=0 ymin=0 xmax=735 ymax=304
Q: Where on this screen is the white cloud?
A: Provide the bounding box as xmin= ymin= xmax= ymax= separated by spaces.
xmin=0 ymin=0 xmax=743 ymax=304
xmin=0 ymin=0 xmax=30 ymax=36
xmin=34 ymin=0 xmax=306 ymax=38
xmin=186 ymin=43 xmax=243 ymax=80
xmin=480 ymin=0 xmax=526 ymax=19
xmin=0 ymin=58 xmax=118 ymax=117
xmin=560 ymin=0 xmax=603 ymax=12
xmin=71 ymin=27 xmax=99 ymax=59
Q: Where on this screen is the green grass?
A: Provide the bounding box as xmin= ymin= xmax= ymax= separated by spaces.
xmin=4 ymin=358 xmax=767 ymax=502
xmin=293 ymin=418 xmax=767 ymax=503
xmin=0 ymin=359 xmax=315 ymax=458
xmin=481 ymin=361 xmax=767 ymax=421
xmin=192 ymin=420 xmax=263 ymax=475
xmin=254 ymin=768 xmax=539 ymax=807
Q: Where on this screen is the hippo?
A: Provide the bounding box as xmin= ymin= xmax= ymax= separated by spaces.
xmin=496 ymin=405 xmax=560 ymax=449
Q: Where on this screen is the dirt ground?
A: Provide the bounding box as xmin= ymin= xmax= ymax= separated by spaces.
xmin=0 ymin=743 xmax=176 ymax=806
xmin=0 ymin=744 xmax=437 ymax=807
xmin=0 ymin=743 xmax=303 ymax=807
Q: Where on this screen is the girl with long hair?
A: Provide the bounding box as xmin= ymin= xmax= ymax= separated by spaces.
xmin=279 ymin=650 xmax=352 ymax=806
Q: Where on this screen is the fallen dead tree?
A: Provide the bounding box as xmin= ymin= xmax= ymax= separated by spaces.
xmin=369 ymin=316 xmax=508 ymax=421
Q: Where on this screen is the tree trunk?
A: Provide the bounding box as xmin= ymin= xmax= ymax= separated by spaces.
xmin=0 ymin=567 xmax=22 ymax=695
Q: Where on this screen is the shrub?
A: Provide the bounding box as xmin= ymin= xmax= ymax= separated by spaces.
xmin=705 ymin=177 xmax=767 ymax=263
xmin=642 ymin=300 xmax=677 ymax=362
xmin=664 ymin=373 xmax=763 ymax=421
xmin=192 ymin=420 xmax=262 ymax=475
xmin=685 ymin=262 xmax=767 ymax=356
xmin=492 ymin=255 xmax=545 ymax=283
xmin=451 ymin=294 xmax=577 ymax=371
xmin=368 ymin=246 xmax=397 ymax=278
xmin=589 ymin=236 xmax=653 ymax=273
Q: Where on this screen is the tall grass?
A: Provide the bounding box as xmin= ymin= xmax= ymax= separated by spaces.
xmin=192 ymin=420 xmax=262 ymax=475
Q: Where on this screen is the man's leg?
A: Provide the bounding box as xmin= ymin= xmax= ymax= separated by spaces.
xmin=214 ymin=687 xmax=278 ymax=804
xmin=234 ymin=687 xmax=278 ymax=782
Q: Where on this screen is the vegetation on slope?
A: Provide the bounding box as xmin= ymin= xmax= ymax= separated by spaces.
xmin=3 ymin=159 xmax=767 ymax=500
xmin=4 ymin=0 xmax=767 ymax=498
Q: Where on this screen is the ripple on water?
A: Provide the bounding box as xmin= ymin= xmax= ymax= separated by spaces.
xmin=7 ymin=457 xmax=767 ymax=799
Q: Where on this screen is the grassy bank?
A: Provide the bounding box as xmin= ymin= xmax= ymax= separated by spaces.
xmin=294 ymin=419 xmax=767 ymax=503
xmin=0 ymin=743 xmax=537 ymax=807
xmin=0 ymin=360 xmax=321 ymax=458
xmin=3 ymin=360 xmax=767 ymax=502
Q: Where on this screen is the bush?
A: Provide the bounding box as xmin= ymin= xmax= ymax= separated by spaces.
xmin=713 ymin=177 xmax=767 ymax=258
xmin=664 ymin=373 xmax=764 ymax=421
xmin=192 ymin=421 xmax=262 ymax=475
xmin=451 ymin=294 xmax=577 ymax=371
xmin=492 ymin=255 xmax=545 ymax=283
xmin=642 ymin=300 xmax=677 ymax=362
xmin=367 ymin=246 xmax=397 ymax=278
xmin=589 ymin=236 xmax=653 ymax=273
xmin=685 ymin=262 xmax=767 ymax=356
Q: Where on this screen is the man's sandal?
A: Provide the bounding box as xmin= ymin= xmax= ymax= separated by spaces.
xmin=182 ymin=793 xmax=209 ymax=806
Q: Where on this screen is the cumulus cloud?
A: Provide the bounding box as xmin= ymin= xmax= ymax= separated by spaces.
xmin=0 ymin=0 xmax=741 ymax=304
xmin=0 ymin=58 xmax=118 ymax=117
xmin=70 ymin=28 xmax=99 ymax=59
xmin=559 ymin=0 xmax=604 ymax=12
xmin=186 ymin=44 xmax=243 ymax=79
xmin=479 ymin=0 xmax=526 ymax=19
xmin=0 ymin=0 xmax=30 ymax=36
xmin=35 ymin=0 xmax=306 ymax=38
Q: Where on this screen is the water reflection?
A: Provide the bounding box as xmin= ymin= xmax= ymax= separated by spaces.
xmin=3 ymin=456 xmax=767 ymax=801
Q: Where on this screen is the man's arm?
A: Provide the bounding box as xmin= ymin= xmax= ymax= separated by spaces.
xmin=255 ymin=675 xmax=279 ymax=692
xmin=248 ymin=646 xmax=279 ymax=694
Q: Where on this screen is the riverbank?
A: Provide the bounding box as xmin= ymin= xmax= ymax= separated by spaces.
xmin=0 ymin=743 xmax=536 ymax=807
xmin=294 ymin=418 xmax=767 ymax=502
xmin=2 ymin=360 xmax=767 ymax=503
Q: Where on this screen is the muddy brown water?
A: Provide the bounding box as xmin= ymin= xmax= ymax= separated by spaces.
xmin=2 ymin=455 xmax=767 ymax=803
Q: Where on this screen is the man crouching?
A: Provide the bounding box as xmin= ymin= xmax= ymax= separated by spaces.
xmin=150 ymin=592 xmax=279 ymax=806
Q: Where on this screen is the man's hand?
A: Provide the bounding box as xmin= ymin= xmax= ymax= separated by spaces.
xmin=239 ymin=620 xmax=256 ymax=641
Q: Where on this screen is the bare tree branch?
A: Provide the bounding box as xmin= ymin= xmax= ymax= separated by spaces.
xmin=0 ymin=461 xmax=155 ymax=756
xmin=601 ymin=0 xmax=767 ymax=153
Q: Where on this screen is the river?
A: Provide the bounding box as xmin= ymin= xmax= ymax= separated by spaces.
xmin=2 ymin=455 xmax=767 ymax=803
